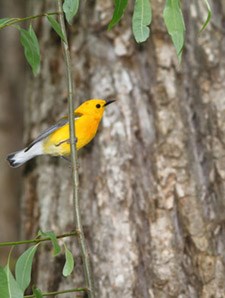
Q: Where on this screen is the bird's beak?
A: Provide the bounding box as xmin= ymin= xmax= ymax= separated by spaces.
xmin=104 ymin=100 xmax=116 ymax=107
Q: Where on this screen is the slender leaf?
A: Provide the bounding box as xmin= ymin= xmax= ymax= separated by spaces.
xmin=15 ymin=245 xmax=38 ymax=292
xmin=163 ymin=0 xmax=185 ymax=61
xmin=28 ymin=25 xmax=39 ymax=50
xmin=63 ymin=0 xmax=79 ymax=24
xmin=108 ymin=0 xmax=128 ymax=30
xmin=200 ymin=0 xmax=211 ymax=32
xmin=38 ymin=230 xmax=61 ymax=256
xmin=132 ymin=0 xmax=152 ymax=43
xmin=62 ymin=245 xmax=74 ymax=277
xmin=19 ymin=25 xmax=40 ymax=76
xmin=47 ymin=15 xmax=67 ymax=43
xmin=33 ymin=286 xmax=43 ymax=298
xmin=4 ymin=265 xmax=23 ymax=298
xmin=0 ymin=266 xmax=10 ymax=298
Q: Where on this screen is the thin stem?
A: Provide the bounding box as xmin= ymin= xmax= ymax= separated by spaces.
xmin=24 ymin=287 xmax=87 ymax=297
xmin=0 ymin=12 xmax=60 ymax=30
xmin=0 ymin=231 xmax=77 ymax=247
xmin=57 ymin=1 xmax=95 ymax=298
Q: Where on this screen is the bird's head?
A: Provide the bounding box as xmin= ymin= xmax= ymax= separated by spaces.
xmin=75 ymin=99 xmax=115 ymax=118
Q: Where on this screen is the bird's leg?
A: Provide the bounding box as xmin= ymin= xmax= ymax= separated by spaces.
xmin=67 ymin=137 xmax=78 ymax=145
xmin=57 ymin=138 xmax=78 ymax=168
xmin=60 ymin=156 xmax=72 ymax=169
xmin=61 ymin=155 xmax=80 ymax=170
xmin=55 ymin=137 xmax=77 ymax=147
xmin=55 ymin=139 xmax=69 ymax=147
xmin=61 ymin=156 xmax=71 ymax=163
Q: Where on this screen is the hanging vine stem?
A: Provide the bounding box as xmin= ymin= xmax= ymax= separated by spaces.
xmin=56 ymin=1 xmax=95 ymax=297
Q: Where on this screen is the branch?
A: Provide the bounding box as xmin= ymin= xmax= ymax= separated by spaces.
xmin=56 ymin=1 xmax=95 ymax=297
xmin=0 ymin=231 xmax=77 ymax=247
xmin=24 ymin=287 xmax=87 ymax=297
xmin=0 ymin=12 xmax=60 ymax=30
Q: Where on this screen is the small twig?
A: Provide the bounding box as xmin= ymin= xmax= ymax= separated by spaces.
xmin=0 ymin=12 xmax=61 ymax=30
xmin=57 ymin=1 xmax=95 ymax=298
xmin=24 ymin=287 xmax=87 ymax=297
xmin=0 ymin=231 xmax=77 ymax=247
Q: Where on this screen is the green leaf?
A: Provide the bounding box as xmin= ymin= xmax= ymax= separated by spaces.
xmin=108 ymin=0 xmax=128 ymax=30
xmin=132 ymin=0 xmax=152 ymax=43
xmin=28 ymin=25 xmax=39 ymax=50
xmin=32 ymin=286 xmax=43 ymax=298
xmin=62 ymin=245 xmax=74 ymax=277
xmin=0 ymin=266 xmax=10 ymax=298
xmin=4 ymin=265 xmax=23 ymax=298
xmin=38 ymin=230 xmax=61 ymax=256
xmin=63 ymin=0 xmax=79 ymax=24
xmin=199 ymin=0 xmax=211 ymax=32
xmin=19 ymin=25 xmax=40 ymax=76
xmin=163 ymin=0 xmax=185 ymax=61
xmin=47 ymin=15 xmax=67 ymax=43
xmin=15 ymin=245 xmax=38 ymax=292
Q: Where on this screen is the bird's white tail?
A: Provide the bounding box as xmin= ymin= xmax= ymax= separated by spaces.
xmin=7 ymin=142 xmax=43 ymax=168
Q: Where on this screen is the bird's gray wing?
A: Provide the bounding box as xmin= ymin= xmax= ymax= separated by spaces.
xmin=25 ymin=114 xmax=81 ymax=152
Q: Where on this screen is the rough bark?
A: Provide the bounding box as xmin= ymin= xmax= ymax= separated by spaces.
xmin=0 ymin=0 xmax=24 ymax=262
xmin=18 ymin=0 xmax=225 ymax=297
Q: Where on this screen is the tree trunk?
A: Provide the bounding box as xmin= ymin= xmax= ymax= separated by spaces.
xmin=0 ymin=0 xmax=24 ymax=262
xmin=20 ymin=1 xmax=225 ymax=297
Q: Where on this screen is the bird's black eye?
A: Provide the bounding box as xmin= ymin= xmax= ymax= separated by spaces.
xmin=96 ymin=104 xmax=101 ymax=109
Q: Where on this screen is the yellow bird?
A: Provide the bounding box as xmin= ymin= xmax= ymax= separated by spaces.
xmin=7 ymin=99 xmax=115 ymax=167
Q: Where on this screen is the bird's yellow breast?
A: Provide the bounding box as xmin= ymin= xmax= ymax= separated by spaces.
xmin=43 ymin=115 xmax=101 ymax=156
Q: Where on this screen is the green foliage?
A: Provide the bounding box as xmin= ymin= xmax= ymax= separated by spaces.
xmin=108 ymin=0 xmax=128 ymax=30
xmin=47 ymin=15 xmax=67 ymax=43
xmin=15 ymin=245 xmax=38 ymax=292
xmin=38 ymin=230 xmax=61 ymax=256
xmin=163 ymin=0 xmax=185 ymax=61
xmin=33 ymin=286 xmax=43 ymax=298
xmin=200 ymin=0 xmax=211 ymax=32
xmin=4 ymin=264 xmax=23 ymax=298
xmin=63 ymin=245 xmax=75 ymax=277
xmin=0 ymin=0 xmax=212 ymax=71
xmin=0 ymin=266 xmax=10 ymax=298
xmin=19 ymin=25 xmax=40 ymax=76
xmin=132 ymin=0 xmax=152 ymax=43
xmin=63 ymin=0 xmax=80 ymax=24
xmin=0 ymin=231 xmax=79 ymax=297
